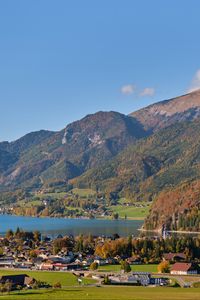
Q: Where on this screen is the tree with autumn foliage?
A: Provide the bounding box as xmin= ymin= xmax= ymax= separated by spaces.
xmin=157 ymin=260 xmax=170 ymax=273
xmin=120 ymin=260 xmax=131 ymax=273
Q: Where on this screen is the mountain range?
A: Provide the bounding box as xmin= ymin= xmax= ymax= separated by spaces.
xmin=1 ymin=89 xmax=200 ymax=230
xmin=0 ymin=112 xmax=146 ymax=190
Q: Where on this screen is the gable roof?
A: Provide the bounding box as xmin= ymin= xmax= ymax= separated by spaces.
xmin=171 ymin=263 xmax=193 ymax=272
xmin=0 ymin=274 xmax=34 ymax=286
xmin=163 ymin=253 xmax=186 ymax=260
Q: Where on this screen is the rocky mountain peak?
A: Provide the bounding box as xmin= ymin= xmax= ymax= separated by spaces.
xmin=130 ymin=89 xmax=200 ymax=132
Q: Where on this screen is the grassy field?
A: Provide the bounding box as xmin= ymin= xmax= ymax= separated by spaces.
xmin=98 ymin=264 xmax=158 ymax=273
xmin=0 ymin=286 xmax=200 ymax=300
xmin=36 ymin=192 xmax=67 ymax=200
xmin=109 ymin=204 xmax=150 ymax=220
xmin=16 ymin=191 xmax=150 ymax=221
xmin=34 ymin=189 xmax=96 ymax=201
xmin=71 ymin=188 xmax=96 ymax=197
xmin=0 ymin=270 xmax=94 ymax=287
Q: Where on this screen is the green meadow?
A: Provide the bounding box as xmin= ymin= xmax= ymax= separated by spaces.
xmin=70 ymin=188 xmax=97 ymax=197
xmin=109 ymin=204 xmax=150 ymax=220
xmin=98 ymin=264 xmax=158 ymax=273
xmin=0 ymin=286 xmax=200 ymax=300
xmin=0 ymin=270 xmax=94 ymax=287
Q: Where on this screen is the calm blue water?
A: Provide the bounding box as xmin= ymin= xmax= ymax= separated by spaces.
xmin=0 ymin=214 xmax=143 ymax=237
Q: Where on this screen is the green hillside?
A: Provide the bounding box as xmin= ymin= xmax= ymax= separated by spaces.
xmin=73 ymin=118 xmax=200 ymax=201
xmin=0 ymin=111 xmax=146 ymax=192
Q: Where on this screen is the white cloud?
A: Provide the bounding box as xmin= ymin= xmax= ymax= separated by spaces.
xmin=187 ymin=69 xmax=200 ymax=92
xmin=140 ymin=87 xmax=155 ymax=97
xmin=121 ymin=84 xmax=135 ymax=95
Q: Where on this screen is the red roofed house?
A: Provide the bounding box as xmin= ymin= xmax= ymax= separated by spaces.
xmin=170 ymin=263 xmax=199 ymax=275
xmin=163 ymin=253 xmax=186 ymax=262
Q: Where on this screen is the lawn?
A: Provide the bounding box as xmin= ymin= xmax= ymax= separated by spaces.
xmin=0 ymin=286 xmax=200 ymax=300
xmin=0 ymin=270 xmax=95 ymax=287
xmin=71 ymin=188 xmax=96 ymax=197
xmin=35 ymin=189 xmax=96 ymax=200
xmin=98 ymin=264 xmax=158 ymax=273
xmin=109 ymin=204 xmax=150 ymax=220
xmin=36 ymin=192 xmax=67 ymax=200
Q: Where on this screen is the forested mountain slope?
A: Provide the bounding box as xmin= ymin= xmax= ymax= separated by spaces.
xmin=73 ymin=117 xmax=200 ymax=200
xmin=0 ymin=111 xmax=146 ymax=191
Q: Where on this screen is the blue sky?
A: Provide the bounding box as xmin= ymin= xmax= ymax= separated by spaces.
xmin=1 ymin=0 xmax=200 ymax=141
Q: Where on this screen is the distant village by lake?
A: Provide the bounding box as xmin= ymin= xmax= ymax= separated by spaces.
xmin=0 ymin=226 xmax=200 ymax=293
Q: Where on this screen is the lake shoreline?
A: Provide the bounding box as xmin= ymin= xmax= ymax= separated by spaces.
xmin=139 ymin=227 xmax=200 ymax=235
xmin=0 ymin=212 xmax=145 ymax=221
xmin=0 ymin=214 xmax=143 ymax=237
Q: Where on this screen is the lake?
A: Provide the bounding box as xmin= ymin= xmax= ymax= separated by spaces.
xmin=0 ymin=214 xmax=143 ymax=237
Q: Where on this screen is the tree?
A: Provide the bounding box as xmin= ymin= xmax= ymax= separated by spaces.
xmin=53 ymin=236 xmax=73 ymax=254
xmin=120 ymin=260 xmax=131 ymax=273
xmin=6 ymin=229 xmax=13 ymax=239
xmin=127 ymin=236 xmax=132 ymax=257
xmin=157 ymin=260 xmax=170 ymax=273
xmin=33 ymin=231 xmax=41 ymax=242
xmin=75 ymin=235 xmax=84 ymax=252
xmin=104 ymin=275 xmax=110 ymax=285
xmin=102 ymin=242 xmax=111 ymax=258
xmin=90 ymin=262 xmax=98 ymax=271
xmin=29 ymin=250 xmax=37 ymax=258
xmin=95 ymin=244 xmax=104 ymax=258
xmin=112 ymin=213 xmax=119 ymax=220
xmin=53 ymin=282 xmax=62 ymax=289
xmin=113 ymin=233 xmax=120 ymax=240
xmin=15 ymin=227 xmax=22 ymax=238
xmin=4 ymin=281 xmax=12 ymax=293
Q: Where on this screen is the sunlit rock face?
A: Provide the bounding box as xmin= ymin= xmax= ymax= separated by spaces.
xmin=130 ymin=89 xmax=200 ymax=132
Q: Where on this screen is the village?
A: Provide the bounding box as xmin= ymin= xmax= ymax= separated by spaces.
xmin=0 ymin=228 xmax=200 ymax=292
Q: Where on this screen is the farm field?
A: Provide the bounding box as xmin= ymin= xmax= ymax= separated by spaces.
xmin=110 ymin=203 xmax=150 ymax=220
xmin=34 ymin=192 xmax=67 ymax=200
xmin=34 ymin=189 xmax=96 ymax=200
xmin=98 ymin=264 xmax=158 ymax=273
xmin=0 ymin=286 xmax=200 ymax=300
xmin=70 ymin=188 xmax=96 ymax=197
xmin=0 ymin=270 xmax=95 ymax=286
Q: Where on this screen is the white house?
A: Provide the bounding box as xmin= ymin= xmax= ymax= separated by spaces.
xmin=170 ymin=263 xmax=199 ymax=275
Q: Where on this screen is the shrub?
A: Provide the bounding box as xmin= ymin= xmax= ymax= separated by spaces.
xmin=193 ymin=282 xmax=200 ymax=288
xmin=104 ymin=275 xmax=111 ymax=285
xmin=53 ymin=282 xmax=62 ymax=289
xmin=90 ymin=262 xmax=99 ymax=270
xmin=120 ymin=260 xmax=131 ymax=273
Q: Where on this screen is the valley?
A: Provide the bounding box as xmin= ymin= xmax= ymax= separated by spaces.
xmin=1 ymin=3 xmax=200 ymax=299
xmin=1 ymin=90 xmax=200 ymax=232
